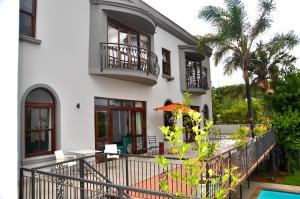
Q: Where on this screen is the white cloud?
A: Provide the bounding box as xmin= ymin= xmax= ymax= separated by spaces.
xmin=143 ymin=0 xmax=300 ymax=87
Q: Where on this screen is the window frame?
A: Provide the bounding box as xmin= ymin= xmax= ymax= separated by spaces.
xmin=162 ymin=48 xmax=171 ymax=76
xmin=107 ymin=18 xmax=151 ymax=50
xmin=202 ymin=104 xmax=209 ymax=126
xmin=19 ymin=0 xmax=37 ymax=38
xmin=24 ymin=88 xmax=56 ymax=158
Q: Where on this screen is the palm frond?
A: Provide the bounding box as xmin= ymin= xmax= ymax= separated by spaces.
xmin=223 ymin=55 xmax=241 ymax=75
xmin=213 ymin=45 xmax=232 ymax=66
xmin=199 ymin=6 xmax=226 ymax=27
xmin=249 ymin=0 xmax=275 ymax=44
xmin=223 ymin=0 xmax=249 ymax=40
xmin=266 ymin=31 xmax=299 ymax=55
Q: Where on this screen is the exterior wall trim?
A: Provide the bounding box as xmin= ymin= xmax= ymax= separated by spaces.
xmin=91 ymin=0 xmax=199 ymax=45
xmin=19 ymin=84 xmax=61 ymax=165
xmin=19 ymin=34 xmax=42 ymax=45
xmin=91 ymin=0 xmax=156 ymax=34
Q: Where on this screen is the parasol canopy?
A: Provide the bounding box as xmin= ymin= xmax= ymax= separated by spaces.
xmin=154 ymin=103 xmax=193 ymax=113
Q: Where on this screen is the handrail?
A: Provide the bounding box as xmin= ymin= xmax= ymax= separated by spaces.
xmin=21 ymin=168 xmax=176 ymax=198
xmin=99 ymin=42 xmax=160 ymax=78
xmin=20 ymin=131 xmax=276 ymax=199
xmin=31 ymin=131 xmax=275 ymax=170
xmin=209 ymin=130 xmax=275 ymax=161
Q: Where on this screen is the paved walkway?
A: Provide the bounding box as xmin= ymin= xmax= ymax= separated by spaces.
xmin=231 ymin=181 xmax=300 ymax=199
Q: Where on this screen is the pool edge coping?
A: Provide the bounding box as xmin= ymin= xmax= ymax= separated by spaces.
xmin=250 ymin=186 xmax=300 ymax=199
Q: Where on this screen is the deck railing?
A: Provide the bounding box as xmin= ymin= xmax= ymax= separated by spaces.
xmin=19 ymin=131 xmax=275 ymax=199
xmin=100 ymin=43 xmax=160 ymax=78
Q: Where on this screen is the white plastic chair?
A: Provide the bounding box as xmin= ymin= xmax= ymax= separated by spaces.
xmin=54 ymin=150 xmax=77 ymax=167
xmin=104 ymin=144 xmax=120 ymax=159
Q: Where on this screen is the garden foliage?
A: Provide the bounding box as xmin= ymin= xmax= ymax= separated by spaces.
xmin=155 ymin=93 xmax=239 ymax=198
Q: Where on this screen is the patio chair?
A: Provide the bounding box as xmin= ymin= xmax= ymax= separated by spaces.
xmin=104 ymin=144 xmax=120 ymax=159
xmin=148 ymin=135 xmax=157 ymax=155
xmin=54 ymin=150 xmax=77 ymax=168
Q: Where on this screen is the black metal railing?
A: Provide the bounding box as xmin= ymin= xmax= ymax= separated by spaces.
xmin=186 ymin=75 xmax=208 ymax=90
xmin=19 ymin=131 xmax=275 ymax=199
xmin=100 ymin=43 xmax=160 ymax=78
xmin=205 ymin=130 xmax=276 ymax=198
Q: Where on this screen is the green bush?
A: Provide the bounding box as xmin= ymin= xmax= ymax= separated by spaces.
xmin=272 ymin=110 xmax=300 ymax=174
xmin=212 ymin=85 xmax=266 ymax=124
xmin=253 ymin=124 xmax=268 ymax=137
xmin=230 ymin=126 xmax=250 ymax=148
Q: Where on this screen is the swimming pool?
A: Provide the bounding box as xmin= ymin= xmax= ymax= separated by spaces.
xmin=258 ymin=189 xmax=300 ymax=199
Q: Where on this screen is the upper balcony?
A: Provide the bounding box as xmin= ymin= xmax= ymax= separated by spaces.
xmin=89 ymin=1 xmax=159 ymax=85
xmin=97 ymin=43 xmax=159 ymax=85
xmin=179 ymin=45 xmax=211 ymax=95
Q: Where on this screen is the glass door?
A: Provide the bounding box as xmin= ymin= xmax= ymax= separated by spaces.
xmin=132 ymin=110 xmax=146 ymax=154
xmin=95 ymin=109 xmax=112 ymax=151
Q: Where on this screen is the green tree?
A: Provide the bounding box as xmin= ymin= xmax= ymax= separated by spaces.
xmin=265 ymin=71 xmax=300 ymax=174
xmin=272 ymin=110 xmax=300 ymax=175
xmin=197 ymin=0 xmax=298 ymax=133
xmin=212 ymin=84 xmax=265 ymax=124
xmin=250 ymin=38 xmax=297 ymax=93
xmin=156 ymin=93 xmax=239 ymax=198
xmin=265 ymin=71 xmax=300 ymax=113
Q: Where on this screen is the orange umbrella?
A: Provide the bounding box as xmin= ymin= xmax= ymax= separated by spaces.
xmin=154 ymin=103 xmax=193 ymax=113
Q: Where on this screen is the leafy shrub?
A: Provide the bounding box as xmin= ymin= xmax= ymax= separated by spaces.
xmin=155 ymin=93 xmax=239 ymax=198
xmin=253 ymin=124 xmax=268 ymax=137
xmin=230 ymin=126 xmax=250 ymax=148
xmin=272 ymin=110 xmax=300 ymax=174
xmin=213 ymin=85 xmax=266 ymax=124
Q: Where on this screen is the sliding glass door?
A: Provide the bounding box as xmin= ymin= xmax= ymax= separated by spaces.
xmin=94 ymin=98 xmax=146 ymax=154
xmin=132 ymin=110 xmax=146 ymax=154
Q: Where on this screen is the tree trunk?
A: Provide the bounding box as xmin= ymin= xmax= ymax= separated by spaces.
xmin=286 ymin=151 xmax=291 ymax=176
xmin=244 ymin=73 xmax=255 ymax=136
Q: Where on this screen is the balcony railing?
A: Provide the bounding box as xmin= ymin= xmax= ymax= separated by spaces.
xmin=100 ymin=43 xmax=160 ymax=79
xmin=186 ymin=75 xmax=209 ymax=90
xmin=20 ymin=131 xmax=276 ymax=199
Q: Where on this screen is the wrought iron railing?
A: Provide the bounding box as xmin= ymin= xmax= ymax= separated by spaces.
xmin=186 ymin=75 xmax=209 ymax=90
xmin=19 ymin=131 xmax=275 ymax=199
xmin=100 ymin=43 xmax=160 ymax=78
xmin=206 ymin=130 xmax=276 ymax=198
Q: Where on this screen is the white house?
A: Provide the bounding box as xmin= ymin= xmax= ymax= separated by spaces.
xmin=18 ymin=0 xmax=212 ymax=166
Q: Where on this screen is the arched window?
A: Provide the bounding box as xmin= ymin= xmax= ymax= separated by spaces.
xmin=203 ymin=105 xmax=209 ymax=126
xmin=25 ymin=88 xmax=56 ymax=157
xmin=163 ymin=100 xmax=174 ymax=140
xmin=164 ymin=100 xmax=174 ymax=126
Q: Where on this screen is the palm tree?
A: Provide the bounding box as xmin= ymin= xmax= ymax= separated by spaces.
xmin=250 ymin=34 xmax=298 ymax=93
xmin=197 ymin=0 xmax=298 ymax=133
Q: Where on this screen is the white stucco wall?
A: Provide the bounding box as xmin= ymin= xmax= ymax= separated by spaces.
xmin=18 ymin=0 xmax=213 ymax=163
xmin=0 ymin=0 xmax=19 ymax=197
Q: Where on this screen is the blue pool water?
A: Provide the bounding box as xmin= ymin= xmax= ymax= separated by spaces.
xmin=258 ymin=190 xmax=300 ymax=199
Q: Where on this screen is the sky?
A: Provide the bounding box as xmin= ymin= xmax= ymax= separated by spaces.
xmin=143 ymin=0 xmax=300 ymax=87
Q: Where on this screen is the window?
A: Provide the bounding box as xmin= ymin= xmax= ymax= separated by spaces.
xmin=162 ymin=48 xmax=171 ymax=76
xmin=203 ymin=105 xmax=209 ymax=126
xmin=20 ymin=0 xmax=36 ymax=37
xmin=183 ymin=106 xmax=200 ymax=142
xmin=107 ymin=19 xmax=151 ymax=50
xmin=107 ymin=19 xmax=151 ymax=70
xmin=163 ymin=100 xmax=174 ymax=140
xmin=186 ymin=58 xmax=201 ymax=88
xmin=25 ymin=88 xmax=56 ymax=157
xmin=185 ymin=52 xmax=208 ymax=89
xmin=202 ymin=67 xmax=208 ymax=89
